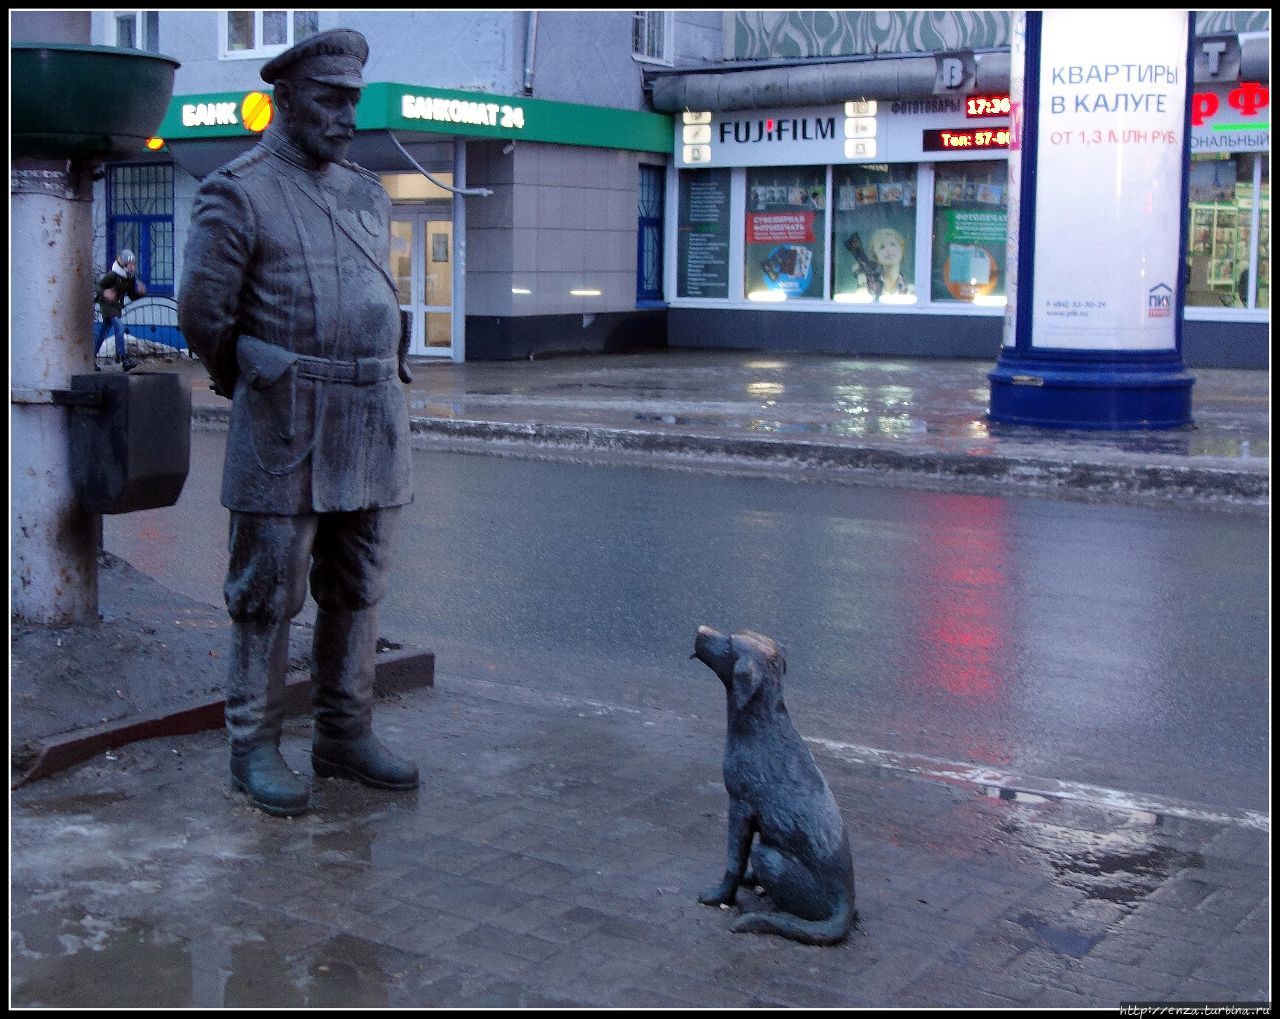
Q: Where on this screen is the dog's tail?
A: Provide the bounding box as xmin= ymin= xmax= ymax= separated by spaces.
xmin=730 ymin=896 xmax=857 ymax=946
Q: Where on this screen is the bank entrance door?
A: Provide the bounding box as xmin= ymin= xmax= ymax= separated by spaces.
xmin=390 ymin=207 xmax=453 ymax=358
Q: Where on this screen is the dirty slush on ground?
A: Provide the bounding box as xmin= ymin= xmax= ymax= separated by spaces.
xmin=12 ymin=553 xmax=289 ymax=772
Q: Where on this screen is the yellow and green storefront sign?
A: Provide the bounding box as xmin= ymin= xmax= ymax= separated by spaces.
xmin=152 ymin=82 xmax=673 ymax=153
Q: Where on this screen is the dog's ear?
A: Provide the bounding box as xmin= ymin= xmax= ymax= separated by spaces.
xmin=732 ymin=655 xmax=766 ymax=711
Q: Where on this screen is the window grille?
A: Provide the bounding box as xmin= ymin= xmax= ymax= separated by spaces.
xmin=637 ymin=164 xmax=665 ymax=303
xmin=632 ymin=11 xmax=673 ymax=64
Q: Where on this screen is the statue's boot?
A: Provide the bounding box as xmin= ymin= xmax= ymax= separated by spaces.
xmin=230 ymin=744 xmax=310 ymax=817
xmin=226 ymin=619 xmax=310 ymax=816
xmin=310 ymin=606 xmax=419 ymax=791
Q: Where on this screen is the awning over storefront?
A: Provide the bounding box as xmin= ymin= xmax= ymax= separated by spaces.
xmin=164 ymin=136 xmax=255 ymax=180
xmin=163 ymin=132 xmax=458 ymax=180
xmin=648 ymin=29 xmax=1269 ymax=114
xmin=648 ymin=52 xmax=1012 ymax=113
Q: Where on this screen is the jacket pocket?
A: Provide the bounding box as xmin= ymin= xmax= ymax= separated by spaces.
xmin=237 ymin=336 xmax=300 ymax=389
xmin=237 ymin=337 xmax=299 ymax=439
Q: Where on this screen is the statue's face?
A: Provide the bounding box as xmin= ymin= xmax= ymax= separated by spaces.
xmin=277 ymin=78 xmax=360 ymax=165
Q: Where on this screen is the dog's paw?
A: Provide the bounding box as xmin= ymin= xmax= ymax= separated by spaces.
xmin=699 ymin=884 xmax=737 ymax=907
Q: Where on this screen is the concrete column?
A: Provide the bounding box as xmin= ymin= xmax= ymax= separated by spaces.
xmin=11 ymin=158 xmax=102 ymax=624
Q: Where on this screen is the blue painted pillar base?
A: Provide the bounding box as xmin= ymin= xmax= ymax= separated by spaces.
xmin=988 ymin=356 xmax=1195 ymax=430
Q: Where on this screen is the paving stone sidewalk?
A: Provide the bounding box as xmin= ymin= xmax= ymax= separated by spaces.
xmin=11 ymin=671 xmax=1270 ymax=1008
xmin=14 ymin=349 xmax=1270 ymax=1007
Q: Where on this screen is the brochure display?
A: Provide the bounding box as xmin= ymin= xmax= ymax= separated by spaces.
xmin=744 ymin=168 xmax=826 ymax=300
xmin=677 ymin=170 xmax=732 ymax=299
xmin=931 ymin=162 xmax=1008 ymax=303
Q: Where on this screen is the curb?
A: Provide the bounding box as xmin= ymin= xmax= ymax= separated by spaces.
xmin=10 ymin=647 xmax=434 ymax=788
xmin=190 ymin=406 xmax=1269 ymax=507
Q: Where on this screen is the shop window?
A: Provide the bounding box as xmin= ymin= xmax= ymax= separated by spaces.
xmin=105 ymin=163 xmax=175 ymax=296
xmin=930 ymin=162 xmax=1008 ymax=305
xmin=380 ymin=172 xmax=454 ymax=202
xmin=831 ymin=164 xmax=918 ymax=303
xmin=222 ymin=10 xmax=318 ymax=58
xmin=632 ymin=11 xmax=673 ymax=65
xmin=637 ymin=164 xmax=665 ymax=304
xmin=114 ymin=11 xmax=160 ymax=51
xmin=1186 ymin=152 xmax=1268 ymax=310
xmin=745 ymin=167 xmax=826 ymax=301
xmin=676 ymin=168 xmax=731 ymax=298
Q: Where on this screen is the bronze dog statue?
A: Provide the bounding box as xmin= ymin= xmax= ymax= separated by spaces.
xmin=693 ymin=625 xmax=857 ymax=945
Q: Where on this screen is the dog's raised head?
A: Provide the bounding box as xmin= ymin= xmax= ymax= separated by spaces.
xmin=693 ymin=625 xmax=786 ymax=712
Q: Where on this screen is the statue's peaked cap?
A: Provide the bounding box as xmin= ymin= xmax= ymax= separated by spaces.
xmin=260 ymin=28 xmax=368 ymax=88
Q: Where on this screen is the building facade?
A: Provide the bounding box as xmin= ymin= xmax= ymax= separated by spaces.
xmin=88 ymin=10 xmax=719 ymax=361
xmin=86 ymin=10 xmax=1268 ymax=368
xmin=650 ymin=10 xmax=1270 ymax=369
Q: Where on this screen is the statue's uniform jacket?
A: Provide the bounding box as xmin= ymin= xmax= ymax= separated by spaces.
xmin=179 ymin=128 xmax=413 ymax=515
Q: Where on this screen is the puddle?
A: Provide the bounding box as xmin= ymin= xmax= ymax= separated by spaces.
xmin=1010 ymin=911 xmax=1105 ymax=957
xmin=1001 ymin=815 xmax=1204 ymax=906
xmin=407 ymin=400 xmax=464 ymax=416
xmin=219 ymin=934 xmax=395 ymax=1008
xmin=13 ymin=917 xmax=194 ymax=1008
xmin=12 ymin=916 xmax=397 ymax=1008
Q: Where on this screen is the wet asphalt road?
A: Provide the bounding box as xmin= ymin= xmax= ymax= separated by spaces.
xmin=106 ymin=429 xmax=1270 ymax=815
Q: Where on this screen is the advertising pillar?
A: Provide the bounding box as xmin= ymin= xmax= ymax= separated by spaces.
xmin=989 ymin=10 xmax=1196 ymax=429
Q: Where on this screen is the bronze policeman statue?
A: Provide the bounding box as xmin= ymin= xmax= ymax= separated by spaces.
xmin=179 ymin=28 xmax=418 ymax=816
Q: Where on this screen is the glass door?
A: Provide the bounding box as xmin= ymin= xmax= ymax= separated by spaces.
xmin=390 ymin=207 xmax=453 ymax=357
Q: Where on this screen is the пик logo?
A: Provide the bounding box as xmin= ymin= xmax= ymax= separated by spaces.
xmin=1147 ymin=282 xmax=1173 ymax=318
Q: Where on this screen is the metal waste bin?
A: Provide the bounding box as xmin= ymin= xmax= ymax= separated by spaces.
xmin=68 ymin=370 xmax=191 ymax=514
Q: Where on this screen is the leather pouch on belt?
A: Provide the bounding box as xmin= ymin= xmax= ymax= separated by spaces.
xmin=237 ymin=337 xmax=300 ymax=440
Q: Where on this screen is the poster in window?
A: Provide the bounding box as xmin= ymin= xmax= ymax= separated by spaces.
xmin=931 ymin=162 xmax=1008 ymax=303
xmin=830 ymin=164 xmax=917 ymax=303
xmin=1188 ymin=158 xmax=1238 ymax=204
xmin=744 ymin=167 xmax=825 ymax=300
xmin=677 ymin=169 xmax=731 ymax=298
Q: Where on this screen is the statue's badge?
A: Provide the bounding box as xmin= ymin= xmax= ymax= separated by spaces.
xmin=358 ymin=209 xmax=380 ymax=234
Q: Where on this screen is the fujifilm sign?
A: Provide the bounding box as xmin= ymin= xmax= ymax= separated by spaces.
xmin=681 ymin=108 xmax=848 ymax=167
xmin=717 ymin=115 xmax=838 ymax=144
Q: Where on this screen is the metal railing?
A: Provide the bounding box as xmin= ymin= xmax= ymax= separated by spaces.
xmin=93 ymin=295 xmax=193 ymax=362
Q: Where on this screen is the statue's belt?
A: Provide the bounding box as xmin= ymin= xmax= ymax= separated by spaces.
xmin=294 ymin=353 xmax=397 ymax=384
xmin=238 ymin=336 xmax=396 ymax=387
xmin=237 ymin=336 xmax=398 ymax=457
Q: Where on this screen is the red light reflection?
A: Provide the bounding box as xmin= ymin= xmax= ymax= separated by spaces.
xmin=910 ymin=494 xmax=1011 ymax=701
xmin=127 ymin=518 xmax=173 ymax=576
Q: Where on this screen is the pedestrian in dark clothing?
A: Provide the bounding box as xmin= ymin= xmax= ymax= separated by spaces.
xmin=94 ymin=249 xmax=146 ymax=370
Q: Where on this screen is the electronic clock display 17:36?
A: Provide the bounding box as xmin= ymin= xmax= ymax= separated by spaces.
xmin=966 ymin=94 xmax=1011 ymax=118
